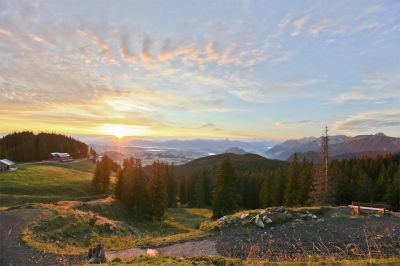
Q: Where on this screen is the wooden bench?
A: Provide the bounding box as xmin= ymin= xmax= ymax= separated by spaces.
xmin=348 ymin=202 xmax=390 ymax=215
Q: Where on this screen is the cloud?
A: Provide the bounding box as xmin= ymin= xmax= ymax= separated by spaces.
xmin=233 ymin=79 xmax=318 ymax=102
xmin=291 ymin=15 xmax=309 ymax=37
xmin=354 ymin=21 xmax=379 ymax=32
xmin=309 ymin=19 xmax=330 ymax=37
xmin=333 ymin=109 xmax=400 ymax=133
xmin=0 ymin=27 xmax=13 ymax=37
xmin=119 ymin=35 xmax=135 ymax=63
xmin=274 ymin=120 xmax=314 ymax=129
xmin=328 ymin=71 xmax=400 ymax=104
xmin=29 ymin=33 xmax=48 ymax=44
xmin=140 ymin=36 xmax=152 ymax=62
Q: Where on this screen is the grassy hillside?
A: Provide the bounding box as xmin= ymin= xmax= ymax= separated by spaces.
xmin=174 ymin=153 xmax=287 ymax=176
xmin=0 ymin=161 xmax=95 ymax=207
xmin=23 ymin=199 xmax=212 ymax=254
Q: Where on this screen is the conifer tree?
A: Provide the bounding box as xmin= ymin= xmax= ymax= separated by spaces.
xmin=149 ymin=161 xmax=168 ymax=220
xmin=194 ymin=173 xmax=206 ymax=207
xmin=91 ymin=155 xmax=113 ymax=194
xmin=179 ymin=176 xmax=187 ymax=205
xmin=284 ymin=154 xmax=300 ymax=206
xmin=166 ymin=163 xmax=177 ymax=207
xmin=91 ymin=162 xmax=104 ymax=193
xmin=385 ymin=165 xmax=400 ymax=211
xmin=212 ymin=156 xmax=240 ymax=218
xmin=129 ymin=159 xmax=151 ymax=220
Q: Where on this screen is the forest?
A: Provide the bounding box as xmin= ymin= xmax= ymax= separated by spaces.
xmin=92 ymin=151 xmax=400 ymax=220
xmin=0 ymin=132 xmax=88 ymax=162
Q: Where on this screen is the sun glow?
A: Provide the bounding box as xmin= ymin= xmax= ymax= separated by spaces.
xmin=99 ymin=124 xmax=149 ymax=139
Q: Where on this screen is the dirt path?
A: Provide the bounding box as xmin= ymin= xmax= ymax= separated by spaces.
xmin=105 ymin=238 xmax=219 ymax=261
xmin=0 ymin=208 xmax=84 ymax=266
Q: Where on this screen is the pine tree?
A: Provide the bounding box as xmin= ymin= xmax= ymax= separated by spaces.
xmin=91 ymin=162 xmax=104 ymax=193
xmin=178 ymin=176 xmax=187 ymax=205
xmin=385 ymin=165 xmax=400 ymax=211
xmin=212 ymin=156 xmax=240 ymax=218
xmin=298 ymin=158 xmax=313 ymax=205
xmin=166 ymin=163 xmax=177 ymax=207
xmin=149 ymin=161 xmax=168 ymax=220
xmin=284 ymin=153 xmax=300 ymax=206
xmin=114 ymin=169 xmax=124 ymax=201
xmin=194 ymin=173 xmax=206 ymax=207
xmin=129 ymin=160 xmax=151 ymax=220
xmin=91 ymin=155 xmax=112 ymax=194
xmin=259 ymin=176 xmax=272 ymax=208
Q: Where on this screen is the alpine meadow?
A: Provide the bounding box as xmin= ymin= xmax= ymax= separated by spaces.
xmin=1 ymin=1 xmax=400 ymax=265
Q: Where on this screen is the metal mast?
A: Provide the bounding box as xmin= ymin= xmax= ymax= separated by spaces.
xmin=322 ymin=125 xmax=329 ymax=203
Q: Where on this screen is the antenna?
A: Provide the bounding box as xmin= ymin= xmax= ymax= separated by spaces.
xmin=322 ymin=125 xmax=329 ymax=201
xmin=309 ymin=125 xmax=330 ymax=206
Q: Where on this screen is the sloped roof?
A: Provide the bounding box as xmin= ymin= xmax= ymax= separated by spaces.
xmin=0 ymin=159 xmax=15 ymax=166
xmin=50 ymin=152 xmax=71 ymax=157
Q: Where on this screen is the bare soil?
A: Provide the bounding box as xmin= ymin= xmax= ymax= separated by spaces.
xmin=0 ymin=208 xmax=84 ymax=266
xmin=216 ymin=207 xmax=400 ymax=261
xmin=2 ymin=206 xmax=400 ymax=265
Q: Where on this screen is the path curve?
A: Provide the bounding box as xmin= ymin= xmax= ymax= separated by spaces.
xmin=0 ymin=208 xmax=84 ymax=266
xmin=106 ymin=239 xmax=219 ymax=261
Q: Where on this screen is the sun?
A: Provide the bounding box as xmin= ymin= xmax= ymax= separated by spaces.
xmin=99 ymin=124 xmax=149 ymax=139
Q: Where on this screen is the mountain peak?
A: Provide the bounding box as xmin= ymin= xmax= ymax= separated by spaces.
xmin=375 ymin=132 xmax=386 ymax=137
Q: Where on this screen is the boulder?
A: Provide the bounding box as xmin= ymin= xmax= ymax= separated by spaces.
xmin=264 ymin=217 xmax=272 ymax=224
xmin=240 ymin=213 xmax=250 ymax=219
xmin=146 ymin=249 xmax=159 ymax=257
xmin=254 ymin=215 xmax=264 ymax=228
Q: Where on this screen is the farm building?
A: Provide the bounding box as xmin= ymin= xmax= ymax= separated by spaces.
xmin=50 ymin=152 xmax=73 ymax=162
xmin=0 ymin=159 xmax=17 ymax=172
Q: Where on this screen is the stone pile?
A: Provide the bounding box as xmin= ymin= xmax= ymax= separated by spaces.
xmin=217 ymin=206 xmax=320 ymax=229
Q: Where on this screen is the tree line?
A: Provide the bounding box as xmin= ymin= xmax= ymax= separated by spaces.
xmin=180 ymin=152 xmax=400 ymax=217
xmin=0 ymin=131 xmax=88 ymax=162
xmin=92 ymin=152 xmax=400 ymax=220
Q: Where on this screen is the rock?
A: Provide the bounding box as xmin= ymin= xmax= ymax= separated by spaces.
xmin=146 ymin=249 xmax=159 ymax=256
xmin=260 ymin=209 xmax=267 ymax=216
xmin=87 ymin=243 xmax=106 ymax=264
xmin=218 ymin=216 xmax=230 ymax=227
xmin=276 ymin=206 xmax=285 ymax=212
xmin=264 ymin=217 xmax=272 ymax=224
xmin=240 ymin=213 xmax=250 ymax=219
xmin=311 ymin=214 xmax=317 ymax=219
xmin=254 ymin=215 xmax=264 ymax=228
xmin=286 ymin=213 xmax=293 ymax=219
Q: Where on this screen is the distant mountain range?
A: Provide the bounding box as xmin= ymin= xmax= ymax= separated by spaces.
xmin=265 ymin=133 xmax=400 ymax=161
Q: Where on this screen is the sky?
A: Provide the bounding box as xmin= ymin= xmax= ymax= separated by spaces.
xmin=0 ymin=0 xmax=399 ymax=140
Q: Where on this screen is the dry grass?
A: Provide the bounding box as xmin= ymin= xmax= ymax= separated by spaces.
xmin=83 ymin=255 xmax=400 ymax=266
xmin=22 ymin=199 xmax=212 ymax=255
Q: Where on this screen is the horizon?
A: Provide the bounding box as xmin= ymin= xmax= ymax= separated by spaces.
xmin=1 ymin=1 xmax=399 ymax=139
xmin=0 ymin=130 xmax=398 ymax=143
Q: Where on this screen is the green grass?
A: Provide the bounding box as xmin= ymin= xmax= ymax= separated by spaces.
xmin=23 ymin=199 xmax=213 ymax=254
xmin=41 ymin=159 xmax=95 ymax=173
xmin=0 ymin=162 xmax=95 ymax=207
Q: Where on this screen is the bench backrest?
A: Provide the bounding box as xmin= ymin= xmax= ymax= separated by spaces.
xmin=351 ymin=201 xmax=391 ymax=210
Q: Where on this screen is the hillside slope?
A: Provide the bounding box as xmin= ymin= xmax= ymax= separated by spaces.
xmin=175 ymin=153 xmax=287 ymax=177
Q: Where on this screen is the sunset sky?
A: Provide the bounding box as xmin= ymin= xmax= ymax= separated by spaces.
xmin=0 ymin=0 xmax=399 ymax=140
